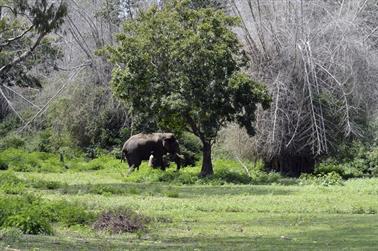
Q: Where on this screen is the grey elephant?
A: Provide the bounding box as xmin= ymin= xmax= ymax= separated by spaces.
xmin=122 ymin=133 xmax=181 ymax=171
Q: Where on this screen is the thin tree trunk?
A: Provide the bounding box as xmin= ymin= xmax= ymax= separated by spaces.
xmin=199 ymin=140 xmax=213 ymax=177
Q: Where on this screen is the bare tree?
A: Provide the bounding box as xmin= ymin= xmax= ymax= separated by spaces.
xmin=231 ymin=0 xmax=378 ymax=175
xmin=0 ymin=0 xmax=68 ymax=120
xmin=21 ymin=0 xmax=154 ymax=144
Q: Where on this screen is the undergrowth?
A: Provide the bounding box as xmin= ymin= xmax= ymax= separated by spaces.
xmin=0 ymin=193 xmax=95 ymax=235
xmin=0 ymin=149 xmax=283 ymax=185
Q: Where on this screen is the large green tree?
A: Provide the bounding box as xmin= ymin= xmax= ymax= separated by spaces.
xmin=106 ymin=0 xmax=271 ymax=176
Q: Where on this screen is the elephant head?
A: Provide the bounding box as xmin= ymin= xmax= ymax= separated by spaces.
xmin=161 ymin=133 xmax=181 ymax=170
xmin=161 ymin=133 xmax=180 ymax=155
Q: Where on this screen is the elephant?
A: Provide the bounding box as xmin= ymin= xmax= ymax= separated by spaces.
xmin=122 ymin=133 xmax=181 ymax=171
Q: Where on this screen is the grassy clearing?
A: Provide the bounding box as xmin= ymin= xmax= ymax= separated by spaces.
xmin=0 ymin=151 xmax=378 ymax=250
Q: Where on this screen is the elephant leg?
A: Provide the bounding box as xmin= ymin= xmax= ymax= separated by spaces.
xmin=127 ymin=157 xmax=141 ymax=172
xmin=155 ymin=155 xmax=165 ymax=171
xmin=160 ymin=165 xmax=166 ymax=171
xmin=173 ymin=154 xmax=182 ymax=171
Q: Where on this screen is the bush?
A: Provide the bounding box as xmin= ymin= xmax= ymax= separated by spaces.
xmin=299 ymin=172 xmax=343 ymax=186
xmin=175 ymin=172 xmax=198 ymax=185
xmin=66 ymin=155 xmax=122 ymax=171
xmin=30 ymin=179 xmax=63 ymax=190
xmin=316 ymin=142 xmax=378 ymax=179
xmin=0 ymin=160 xmax=8 ymax=170
xmin=0 ymin=148 xmax=65 ymax=172
xmin=315 ymin=148 xmax=378 ymax=179
xmin=0 ymin=195 xmax=45 ymax=232
xmin=89 ymin=184 xmax=125 ymax=196
xmin=0 ymin=193 xmax=95 ymax=235
xmin=4 ymin=207 xmax=53 ymax=235
xmin=0 ymin=133 xmax=25 ymax=150
xmin=0 ymin=116 xmax=20 ymax=138
xmin=47 ymin=85 xmax=129 ymax=150
xmin=366 ymin=148 xmax=378 ymax=176
xmin=0 ymin=148 xmax=124 ymax=173
xmin=165 ymin=190 xmax=179 ymax=198
xmin=46 ymin=201 xmax=95 ymax=227
xmin=124 ymin=158 xmax=282 ymax=185
xmin=0 ymin=171 xmax=27 ymax=194
xmin=214 ymin=168 xmax=252 ymax=184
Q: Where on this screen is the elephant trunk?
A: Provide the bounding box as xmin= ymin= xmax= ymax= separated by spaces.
xmin=174 ymin=148 xmax=182 ymax=171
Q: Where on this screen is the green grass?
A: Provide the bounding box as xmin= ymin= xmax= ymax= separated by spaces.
xmin=0 ymin=152 xmax=378 ymax=250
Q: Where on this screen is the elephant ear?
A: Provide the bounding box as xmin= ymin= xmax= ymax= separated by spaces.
xmin=162 ymin=137 xmax=168 ymax=148
xmin=162 ymin=135 xmax=175 ymax=152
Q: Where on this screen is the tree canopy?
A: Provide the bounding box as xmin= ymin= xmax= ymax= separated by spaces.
xmin=106 ymin=0 xmax=271 ymax=176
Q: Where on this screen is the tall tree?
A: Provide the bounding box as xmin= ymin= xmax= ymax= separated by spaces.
xmin=106 ymin=0 xmax=271 ymax=176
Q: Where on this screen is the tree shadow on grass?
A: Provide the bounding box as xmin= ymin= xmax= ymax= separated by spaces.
xmin=55 ymin=182 xmax=295 ymax=198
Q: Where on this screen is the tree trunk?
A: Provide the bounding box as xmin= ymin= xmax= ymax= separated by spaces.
xmin=199 ymin=140 xmax=213 ymax=177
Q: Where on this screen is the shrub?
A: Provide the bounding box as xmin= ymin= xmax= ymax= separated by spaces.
xmin=0 ymin=116 xmax=20 ymax=138
xmin=0 ymin=171 xmax=26 ymax=194
xmin=0 ymin=194 xmax=95 ymax=235
xmin=89 ymin=184 xmax=125 ymax=196
xmin=36 ymin=130 xmax=54 ymax=152
xmin=30 ymin=179 xmax=62 ymax=190
xmin=54 ymin=203 xmax=95 ymax=226
xmin=0 ymin=148 xmax=65 ymax=172
xmin=35 ymin=200 xmax=95 ymax=227
xmin=214 ymin=169 xmax=252 ymax=184
xmin=175 ymin=172 xmax=198 ymax=185
xmin=0 ymin=160 xmax=8 ymax=170
xmin=0 ymin=133 xmax=26 ymax=150
xmin=351 ymin=205 xmax=377 ymax=215
xmin=92 ymin=208 xmax=150 ymax=234
xmin=299 ymin=172 xmax=343 ymax=186
xmin=47 ymin=84 xmax=129 ymax=150
xmin=366 ymin=148 xmax=378 ymax=176
xmin=316 ymin=141 xmax=378 ymax=179
xmin=4 ymin=207 xmax=53 ymax=235
xmin=0 ymin=194 xmax=49 ymax=234
xmin=249 ymin=170 xmax=281 ymax=184
xmin=164 ymin=190 xmax=179 ymax=198
xmin=124 ymin=159 xmax=282 ymax=185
